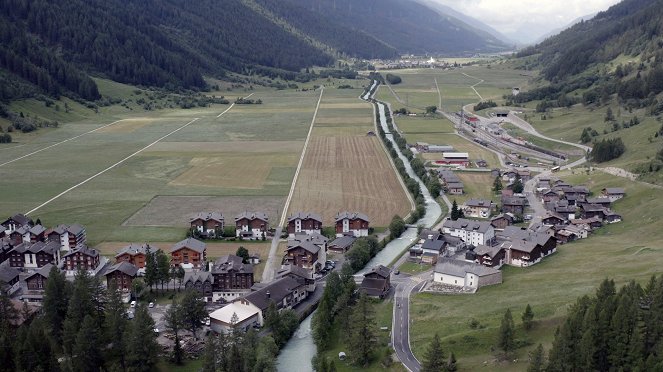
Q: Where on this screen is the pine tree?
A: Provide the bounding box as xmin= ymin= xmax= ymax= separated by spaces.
xmin=451 ymin=200 xmax=460 ymax=220
xmin=312 ymin=291 xmax=334 ymax=351
xmin=165 ymin=299 xmax=184 ymax=364
xmin=492 ymin=176 xmax=503 ymax=193
xmin=125 ymin=304 xmax=159 ymax=372
xmin=42 ymin=265 xmax=69 ymax=343
xmin=522 ymin=304 xmax=534 ymax=330
xmin=104 ymin=283 xmax=128 ymax=370
xmin=498 ymin=309 xmax=515 ymax=355
xmin=236 ymin=246 xmax=250 ymax=263
xmin=179 ymin=289 xmax=207 ymax=339
xmin=156 ymin=250 xmax=171 ymax=292
xmin=144 ymin=245 xmax=157 ymax=292
xmin=527 ymin=344 xmax=545 ymax=372
xmin=422 ymin=333 xmax=447 ymax=372
xmin=201 ymin=333 xmax=218 ymax=372
xmin=254 ymin=336 xmax=278 ymax=372
xmin=72 ymin=315 xmax=103 ymax=372
xmin=63 ymin=269 xmax=95 ymax=356
xmin=348 ymin=294 xmax=376 ymax=367
xmin=512 ymin=176 xmax=524 ymax=194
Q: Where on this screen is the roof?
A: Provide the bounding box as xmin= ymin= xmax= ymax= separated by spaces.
xmin=243 ymin=277 xmax=302 ymax=311
xmin=443 ymin=152 xmax=469 ymax=159
xmin=435 ymin=258 xmax=500 ymax=277
xmin=499 ymin=226 xmax=552 ymax=246
xmin=0 ymin=264 xmax=19 ymax=283
xmin=183 ymin=271 xmax=213 ymax=284
xmin=474 ymin=244 xmax=503 ymax=259
xmin=580 ymin=203 xmax=605 ymax=212
xmin=12 ymin=241 xmax=60 ymax=255
xmin=211 ymin=255 xmax=253 ymax=274
xmin=115 ymin=243 xmax=156 ymax=258
xmin=502 ymin=197 xmax=527 ymax=206
xmin=491 ymin=214 xmax=514 ymax=222
xmin=465 ymin=199 xmax=492 ymax=208
xmin=29 ymin=225 xmax=46 ymax=235
xmin=501 ymin=239 xmax=539 ymax=253
xmin=190 ymin=212 xmax=224 ymax=222
xmin=542 ymin=212 xmax=567 ymax=222
xmin=62 ymin=245 xmax=99 ymax=258
xmin=67 ymin=224 xmax=85 ymax=235
xmin=446 ymin=182 xmax=464 ymax=189
xmin=586 ymin=197 xmax=611 ymax=204
xmin=286 ymin=240 xmax=320 ymax=255
xmin=3 ymin=213 xmax=32 ymax=226
xmin=366 ymin=265 xmax=390 ymax=279
xmin=209 ymin=302 xmax=260 ymax=325
xmin=47 ymin=224 xmax=85 ymax=236
xmin=26 ymin=263 xmax=55 ymax=280
xmin=104 ymin=261 xmax=139 ymax=277
xmin=329 ymin=236 xmax=356 ymax=249
xmin=421 ymin=239 xmax=445 ymax=253
xmin=171 ymin=238 xmax=206 ymax=254
xmin=335 ymin=211 xmax=370 ymax=223
xmin=287 ymin=212 xmax=322 ymax=223
xmin=276 ymin=265 xmax=313 ymax=280
xmin=235 ymin=211 xmax=269 ymax=222
xmin=291 ymin=232 xmax=329 ymax=246
xmin=360 ymin=277 xmax=388 ymax=296
xmin=443 ymin=218 xmax=493 ymax=234
xmin=603 ymin=187 xmax=625 ymax=195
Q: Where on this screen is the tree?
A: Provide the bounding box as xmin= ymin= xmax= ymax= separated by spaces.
xmin=425 ymin=105 xmax=438 ymax=114
xmin=104 ymin=282 xmax=128 ymax=370
xmin=156 ymin=250 xmax=171 ymax=292
xmin=389 ymin=215 xmax=406 ymax=239
xmin=63 ymin=269 xmax=96 ymax=356
xmin=42 ymin=266 xmax=69 ymax=343
xmin=144 ymin=245 xmax=158 ymax=292
xmin=72 ymin=315 xmax=103 ymax=372
xmin=498 ymin=309 xmax=516 ymax=355
xmin=447 ymin=352 xmax=457 ymax=372
xmin=132 ymin=278 xmax=146 ymax=300
xmin=605 ymin=107 xmax=614 ymax=122
xmin=14 ymin=318 xmax=60 ymax=372
xmin=125 ymin=304 xmax=159 ymax=372
xmin=528 ymin=344 xmax=545 ymax=372
xmin=236 ymin=246 xmax=250 ymax=263
xmin=165 ymin=299 xmax=184 ymax=364
xmin=422 ymin=333 xmax=447 ymax=372
xmin=179 ymin=289 xmax=207 ymax=339
xmin=254 ymin=336 xmax=278 ymax=372
xmin=450 ymin=200 xmax=463 ymax=221
xmin=348 ymin=294 xmax=375 ymax=367
xmin=312 ymin=291 xmax=334 ymax=350
xmin=522 ymin=304 xmax=534 ymax=330
xmin=0 ymin=288 xmax=18 ymax=332
xmin=493 ymin=176 xmax=503 ymax=193
xmin=202 ymin=333 xmax=218 ymax=372
xmin=512 ymin=176 xmax=524 ymax=194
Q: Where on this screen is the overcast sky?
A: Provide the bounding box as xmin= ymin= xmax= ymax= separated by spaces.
xmin=431 ymin=0 xmax=622 ymax=43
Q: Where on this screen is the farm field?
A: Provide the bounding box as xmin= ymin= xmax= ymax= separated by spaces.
xmin=409 ymin=170 xmax=663 ymax=371
xmin=0 ymin=87 xmax=320 ymax=245
xmin=286 ymin=88 xmax=412 ymax=228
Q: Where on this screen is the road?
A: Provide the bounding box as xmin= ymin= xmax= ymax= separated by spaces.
xmin=392 ymin=273 xmax=429 ymax=372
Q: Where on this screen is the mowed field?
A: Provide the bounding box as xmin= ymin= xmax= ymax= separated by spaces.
xmin=286 ymin=88 xmax=412 ymax=228
xmin=0 ymin=87 xmax=320 ymax=245
xmin=410 ymin=170 xmax=663 ymax=371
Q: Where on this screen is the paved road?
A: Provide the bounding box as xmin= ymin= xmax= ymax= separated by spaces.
xmin=392 ymin=274 xmax=429 ymax=372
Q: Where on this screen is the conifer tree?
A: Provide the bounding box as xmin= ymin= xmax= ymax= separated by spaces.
xmin=42 ymin=266 xmax=69 ymax=343
xmin=73 ymin=315 xmax=103 ymax=372
xmin=179 ymin=289 xmax=207 ymax=339
xmin=493 ymin=176 xmax=503 ymax=193
xmin=63 ymin=269 xmax=95 ymax=356
xmin=422 ymin=333 xmax=447 ymax=372
xmin=348 ymin=294 xmax=376 ymax=367
xmin=104 ymin=282 xmax=128 ymax=370
xmin=144 ymin=245 xmax=157 ymax=292
xmin=165 ymin=299 xmax=184 ymax=364
xmin=522 ymin=304 xmax=534 ymax=330
xmin=498 ymin=309 xmax=515 ymax=355
xmin=451 ymin=200 xmax=460 ymax=220
xmin=125 ymin=305 xmax=159 ymax=372
xmin=201 ymin=333 xmax=218 ymax=372
xmin=527 ymin=344 xmax=545 ymax=372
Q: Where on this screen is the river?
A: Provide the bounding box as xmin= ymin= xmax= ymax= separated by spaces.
xmin=276 ymin=83 xmax=443 ymax=371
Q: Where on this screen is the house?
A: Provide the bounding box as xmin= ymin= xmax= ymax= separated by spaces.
xmin=235 ymin=212 xmax=269 ymax=240
xmin=433 ymin=258 xmax=502 ymax=290
xmin=500 ymin=239 xmax=547 ymax=267
xmin=570 ymin=217 xmax=603 ymax=230
xmin=473 ymin=245 xmax=506 ymax=268
xmin=8 ymin=241 xmax=61 ymax=269
xmin=24 ymin=263 xmax=54 ymax=292
xmin=210 ymin=255 xmax=254 ymax=301
xmin=104 ymin=261 xmax=139 ymax=290
xmin=0 ymin=238 xmax=13 ymax=265
xmin=502 ymin=170 xmax=518 ymax=183
xmin=604 ymin=210 xmax=623 ymax=223
xmin=491 ymin=214 xmax=514 ymax=230
xmin=517 ymin=170 xmax=531 ymax=182
xmin=360 ymin=265 xmax=391 ymax=298
xmin=190 ymin=212 xmax=224 ymax=238
xmin=464 ymin=199 xmax=493 ymax=219
xmin=275 ymin=265 xmax=316 ymax=293
xmin=602 ymin=188 xmax=625 ymax=202
xmin=542 ymin=212 xmax=567 ymax=226
xmin=446 ymin=182 xmax=464 ymax=195
xmin=585 ymin=197 xmax=611 ymax=208
xmin=115 ymin=243 xmax=155 ymax=269
xmin=498 ymin=226 xmax=557 ymax=260
xmin=335 ymin=211 xmax=370 ymax=237
xmin=285 ymin=239 xmax=325 ymax=272
xmin=443 ymin=218 xmax=495 ymax=246
xmin=183 ymin=271 xmax=214 ymax=297
xmin=420 ymin=239 xmax=445 ymax=264
xmin=210 ymin=277 xmax=307 ymax=333
xmin=541 ymin=189 xmax=560 ymax=203
xmin=62 ymin=245 xmax=100 ymax=271
xmin=170 ymin=238 xmax=207 ymax=269
xmin=46 ymin=224 xmax=86 ymax=252
xmin=287 ymin=212 xmax=323 ymax=238
xmin=27 ymin=225 xmax=46 ymax=244
xmin=491 ymin=169 xmax=501 ymax=178
xmin=579 ymin=204 xmax=607 ymax=220
xmin=328 ymin=235 xmax=356 ymax=254
xmin=560 ymin=225 xmax=589 ymax=239
xmin=501 ymin=197 xmax=527 ymax=215
xmin=9 ymin=226 xmax=30 ymax=245
xmin=2 ymin=214 xmax=33 ymax=235
xmin=439 ymin=152 xmax=470 ymax=167
xmin=0 ymin=263 xmax=20 ymax=288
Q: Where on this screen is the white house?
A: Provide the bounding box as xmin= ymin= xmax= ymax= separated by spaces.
xmin=602 ymin=188 xmax=626 ymax=202
xmin=287 ymin=212 xmax=323 ymax=238
xmin=442 ymin=218 xmax=495 ymax=246
xmin=433 ymin=258 xmax=502 ymax=290
xmin=209 ymin=299 xmax=261 ymax=334
xmin=234 ymin=212 xmax=269 ymax=240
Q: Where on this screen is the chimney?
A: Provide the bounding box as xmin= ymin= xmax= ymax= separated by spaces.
xmin=266 ymin=291 xmax=270 ymax=299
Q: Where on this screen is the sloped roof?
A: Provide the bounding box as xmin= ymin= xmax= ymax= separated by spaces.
xmin=212 ymin=255 xmax=253 ymax=274
xmin=63 ymin=245 xmax=99 ymax=258
xmin=474 ymin=244 xmax=504 ymax=259
xmin=183 ymin=271 xmax=213 ymax=284
xmin=190 ymin=212 xmax=224 ymax=222
xmin=3 ymin=213 xmax=32 ymax=226
xmin=435 ymin=258 xmax=500 ymax=277
xmin=286 ymin=240 xmax=320 ymax=255
xmin=360 ymin=277 xmax=388 ymax=296
xmin=421 ymin=239 xmax=445 ymax=252
xmin=335 ymin=211 xmax=370 ymax=223
xmin=603 ymin=188 xmax=625 ymax=195
xmin=287 ymin=212 xmax=322 ymax=223
xmin=0 ymin=263 xmax=19 ymax=283
xmin=465 ymin=199 xmax=492 ymax=208
xmin=443 ymin=218 xmax=492 ymax=234
xmin=29 ymin=225 xmax=46 ymax=235
xmin=104 ymin=261 xmax=138 ymax=277
xmin=291 ymin=232 xmax=329 ymax=246
xmin=500 ymin=239 xmax=539 ymax=253
xmin=366 ymin=265 xmax=390 ymax=278
xmin=115 ymin=243 xmax=157 ymax=257
xmin=235 ymin=211 xmax=268 ymax=222
xmin=329 ymin=236 xmax=356 ymax=249
xmin=171 ymin=238 xmax=206 ymax=254
xmin=276 ymin=264 xmax=313 ymax=280
xmin=13 ymin=241 xmax=60 ymax=255
xmin=243 ymin=277 xmax=301 ymax=311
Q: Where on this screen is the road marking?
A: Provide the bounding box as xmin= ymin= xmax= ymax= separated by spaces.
xmin=217 ymin=93 xmax=254 ymax=118
xmin=0 ymin=119 xmax=128 ymax=168
xmin=26 ymin=117 xmax=200 ymax=215
xmin=462 ymin=72 xmax=485 ymax=101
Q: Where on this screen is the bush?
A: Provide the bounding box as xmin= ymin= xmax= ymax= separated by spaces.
xmin=385 ymin=73 xmax=402 ymax=85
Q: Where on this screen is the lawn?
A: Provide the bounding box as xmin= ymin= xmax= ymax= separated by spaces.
xmin=409 ymin=170 xmax=663 ymax=371
xmin=398 ymin=261 xmax=432 ymax=275
xmin=452 ymin=172 xmax=495 ymax=206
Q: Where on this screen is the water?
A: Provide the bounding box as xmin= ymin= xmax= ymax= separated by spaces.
xmin=276 ymin=83 xmax=443 ymax=371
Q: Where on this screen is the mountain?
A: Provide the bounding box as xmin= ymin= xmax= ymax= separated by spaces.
xmin=534 ymin=12 xmax=598 ymax=44
xmin=416 ymin=0 xmax=515 ymax=46
xmin=269 ymin=0 xmax=510 ymax=55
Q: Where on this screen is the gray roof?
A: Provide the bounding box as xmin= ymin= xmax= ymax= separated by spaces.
xmin=183 ymin=271 xmax=213 ymax=284
xmin=502 ymin=197 xmax=527 ymax=206
xmin=443 ymin=218 xmax=493 ymax=234
xmin=115 ymin=243 xmax=157 ymax=258
xmin=292 ymin=232 xmax=329 ymax=246
xmin=474 ymin=244 xmax=503 ymax=259
xmin=603 ymin=188 xmax=625 ymax=195
xmin=286 ymin=240 xmax=320 ymax=255
xmin=287 ymin=212 xmax=322 ymax=223
xmin=211 ymin=255 xmax=253 ymax=274
xmin=3 ymin=213 xmax=32 ymax=227
xmin=29 ymin=225 xmax=46 ymax=235
xmin=171 ymin=238 xmax=206 ymax=254
xmin=63 ymin=245 xmax=99 ymax=258
xmin=572 ymin=186 xmax=590 ymax=194
xmin=366 ymin=265 xmax=390 ymax=278
xmin=500 ymin=239 xmax=539 ymax=253
xmin=67 ymin=224 xmax=85 ymax=235
xmin=499 ymin=226 xmax=552 ymax=246
xmin=465 ymin=199 xmax=492 ymax=208
xmin=243 ymin=277 xmax=302 ymax=311
xmin=580 ymin=203 xmax=605 ymax=212
xmin=0 ymin=264 xmax=19 ymax=283
xmin=435 ymin=258 xmax=500 ymax=277
xmin=235 ymin=211 xmax=268 ymax=222
xmin=276 ymin=265 xmax=313 ymax=280
xmin=360 ymin=277 xmax=388 ymax=296
xmin=421 ymin=239 xmax=445 ymax=253
xmin=25 ymin=263 xmax=55 ymax=281
xmin=335 ymin=211 xmax=370 ymax=223
xmin=13 ymin=241 xmax=60 ymax=255
xmin=329 ymin=236 xmax=356 ymax=249
xmin=446 ymin=182 xmax=464 ymax=189
xmin=586 ymin=197 xmax=611 ymax=205
xmin=190 ymin=212 xmax=224 ymax=222
xmin=104 ymin=262 xmax=138 ymax=277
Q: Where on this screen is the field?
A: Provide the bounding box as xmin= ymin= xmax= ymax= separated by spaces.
xmin=287 ymin=88 xmax=412 ymax=228
xmin=409 ymin=170 xmax=663 ymax=371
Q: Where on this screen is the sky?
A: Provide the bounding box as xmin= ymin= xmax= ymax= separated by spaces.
xmin=431 ymin=0 xmax=622 ymax=44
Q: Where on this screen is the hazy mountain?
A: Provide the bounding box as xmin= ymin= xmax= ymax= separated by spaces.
xmin=534 ymin=12 xmax=598 ymax=44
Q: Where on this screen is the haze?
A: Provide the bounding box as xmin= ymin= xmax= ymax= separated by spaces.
xmin=431 ymin=0 xmax=622 ymax=44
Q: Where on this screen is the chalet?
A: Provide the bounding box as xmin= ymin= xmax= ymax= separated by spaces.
xmin=604 ymin=210 xmax=623 ymax=224
xmin=2 ymin=214 xmax=33 ymax=235
xmin=528 ymin=222 xmax=555 ymax=236
xmin=443 ymin=218 xmax=495 ymax=246
xmin=542 ymin=212 xmax=567 ymax=226
xmin=24 ymin=263 xmax=53 ymax=292
xmin=491 ymin=169 xmax=501 ymax=178
xmin=285 ymin=239 xmax=325 ymax=272
xmin=12 ymin=225 xmax=46 ymax=245
xmin=335 ymin=211 xmax=370 ymax=237
xmin=473 ymin=245 xmax=506 ymax=268
xmin=170 ymin=238 xmax=207 ymax=269
xmin=560 ymin=225 xmax=589 ymax=239
xmin=446 ymin=182 xmax=464 ymax=195
xmin=328 ymin=235 xmax=356 ymax=254
xmin=500 ymin=226 xmax=557 ymax=252
xmin=190 ymin=212 xmax=224 ymax=238
xmin=115 ymin=243 xmax=156 ymax=269
xmin=183 ymin=271 xmax=214 ymax=297
xmin=464 ymin=199 xmax=493 ymax=219
xmin=552 ymin=200 xmax=576 ymax=219
xmin=501 ymin=197 xmax=527 ymax=215
xmin=62 ymin=245 xmax=100 ymax=271
xmin=541 ymin=189 xmax=560 ymax=203
xmin=360 ymin=265 xmax=391 ymax=298
xmin=0 ymin=264 xmax=19 ymax=288
xmin=210 ymin=255 xmax=254 ymax=301
xmin=502 ymin=170 xmax=518 ymax=183
xmin=287 ymin=212 xmax=322 ymax=238
xmin=275 ymin=265 xmax=315 ymax=293
xmin=46 ymin=224 xmax=86 ymax=252
xmin=570 ymin=217 xmax=603 ymax=230
xmin=517 ymin=170 xmax=531 ymax=182
xmin=579 ymin=204 xmax=607 ymax=220
xmin=554 ymin=229 xmax=577 ymax=244
xmin=602 ymin=188 xmax=625 ymax=202
xmin=8 ymin=241 xmax=61 ymax=269
xmin=433 ymin=258 xmax=502 ymax=290
xmin=585 ymin=197 xmax=611 ymax=208
xmin=235 ymin=212 xmax=269 ymax=240
xmin=500 ymin=240 xmax=546 ymax=267
xmin=104 ymin=261 xmax=138 ymax=290
xmin=491 ymin=214 xmax=514 ymax=230
xmin=438 ymin=169 xmax=460 ymax=183
xmin=420 ymin=239 xmax=445 ymax=264
xmin=0 ymin=238 xmax=12 ymax=265
xmin=209 ymin=277 xmax=307 ymax=333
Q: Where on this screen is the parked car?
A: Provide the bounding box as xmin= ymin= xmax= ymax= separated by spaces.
xmin=148 ymin=302 xmax=155 ymax=308
xmin=130 ymin=301 xmax=136 ymax=308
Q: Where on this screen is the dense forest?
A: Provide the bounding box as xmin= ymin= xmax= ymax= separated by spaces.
xmin=539 ymin=277 xmax=663 ymax=371
xmin=513 ymin=0 xmax=663 ymax=112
